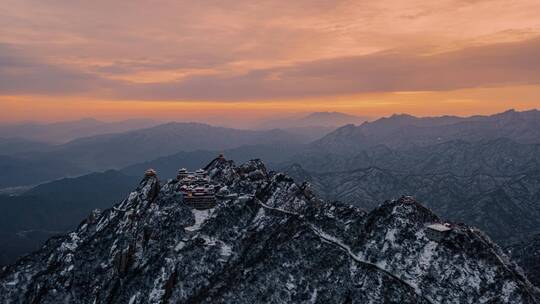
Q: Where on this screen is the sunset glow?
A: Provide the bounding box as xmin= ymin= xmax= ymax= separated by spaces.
xmin=1 ymin=0 xmax=540 ymax=125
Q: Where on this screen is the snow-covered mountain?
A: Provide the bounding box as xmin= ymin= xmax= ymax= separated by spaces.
xmin=282 ymin=138 xmax=540 ymax=244
xmin=1 ymin=157 xmax=539 ymax=303
xmin=285 ymin=162 xmax=540 ymax=244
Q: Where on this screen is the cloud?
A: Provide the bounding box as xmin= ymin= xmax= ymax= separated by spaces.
xmin=0 ymin=43 xmax=115 ymax=95
xmin=2 ymin=0 xmax=540 ymax=101
xmin=2 ymin=36 xmax=540 ymax=100
xmin=112 ymin=36 xmax=540 ymax=100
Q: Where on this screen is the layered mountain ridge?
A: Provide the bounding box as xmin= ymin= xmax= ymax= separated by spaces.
xmin=285 ymin=138 xmax=540 ymax=244
xmin=1 ymin=158 xmax=539 ymax=303
xmin=310 ymin=109 xmax=540 ymax=153
xmin=286 ymin=163 xmax=540 ymax=244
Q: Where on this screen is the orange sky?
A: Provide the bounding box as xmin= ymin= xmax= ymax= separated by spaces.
xmin=1 ymin=0 xmax=539 ymax=126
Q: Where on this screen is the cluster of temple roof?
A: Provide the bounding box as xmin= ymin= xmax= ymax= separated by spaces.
xmin=177 ymin=168 xmax=215 ymax=194
xmin=176 ymin=168 xmax=217 ymax=209
xmin=142 ymin=155 xmax=230 ymax=210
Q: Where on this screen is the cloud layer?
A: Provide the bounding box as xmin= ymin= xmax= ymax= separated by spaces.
xmin=1 ymin=0 xmax=540 ymax=102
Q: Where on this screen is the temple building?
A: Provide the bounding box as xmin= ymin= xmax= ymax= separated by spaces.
xmin=426 ymin=223 xmax=452 ymax=242
xmin=177 ymin=168 xmax=216 ymax=209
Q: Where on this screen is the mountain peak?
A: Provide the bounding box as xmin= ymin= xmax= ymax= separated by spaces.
xmin=1 ymin=158 xmax=539 ymax=303
xmin=389 ymin=113 xmax=416 ymax=119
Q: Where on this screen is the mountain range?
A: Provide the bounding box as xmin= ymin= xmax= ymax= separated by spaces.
xmin=4 ymin=109 xmax=539 ymax=189
xmin=2 ymin=109 xmax=540 ymax=279
xmin=255 ymin=112 xmax=370 ymax=142
xmin=310 ymin=109 xmax=540 ymax=154
xmin=287 ymin=137 xmax=540 ymax=174
xmin=276 ymin=109 xmax=540 ymax=246
xmin=121 ymin=143 xmax=305 ymax=179
xmin=1 ymin=158 xmax=538 ymax=303
xmin=285 ymin=161 xmax=540 ymax=244
xmin=0 ymin=122 xmax=308 ymax=188
xmin=52 ymin=122 xmax=304 ymax=170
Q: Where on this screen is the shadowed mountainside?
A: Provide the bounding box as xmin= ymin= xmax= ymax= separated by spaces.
xmin=0 ymin=170 xmax=138 ymax=266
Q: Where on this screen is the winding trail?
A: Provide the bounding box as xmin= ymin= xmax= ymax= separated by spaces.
xmin=256 ymin=199 xmax=435 ymax=304
xmin=309 ymin=225 xmax=435 ymax=304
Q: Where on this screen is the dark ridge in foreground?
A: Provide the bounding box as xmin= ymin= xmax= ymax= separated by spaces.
xmin=1 ymin=157 xmax=539 ymax=303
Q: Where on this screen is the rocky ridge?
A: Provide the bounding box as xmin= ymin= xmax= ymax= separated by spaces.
xmin=1 ymin=157 xmax=539 ymax=303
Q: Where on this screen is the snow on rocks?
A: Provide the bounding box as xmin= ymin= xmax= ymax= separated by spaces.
xmin=60 ymin=232 xmax=81 ymax=252
xmin=184 ymin=208 xmax=213 ymax=232
xmin=219 ymin=243 xmax=233 ymax=257
xmin=1 ymin=159 xmax=539 ymax=304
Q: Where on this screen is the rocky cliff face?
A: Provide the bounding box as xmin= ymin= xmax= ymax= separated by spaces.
xmin=1 ymin=158 xmax=539 ymax=303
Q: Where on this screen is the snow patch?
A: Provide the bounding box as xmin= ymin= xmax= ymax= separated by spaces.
xmin=501 ymin=281 xmax=518 ymax=302
xmin=148 ymin=259 xmax=174 ymax=302
xmin=220 ymin=243 xmax=233 ymax=257
xmin=201 ymin=235 xmax=217 ymax=246
xmin=174 ymin=241 xmax=186 ymax=252
xmin=385 ymin=228 xmax=398 ymax=243
xmin=129 ymin=292 xmax=140 ymax=304
xmin=418 ymin=241 xmax=437 ymax=269
xmin=251 ymin=207 xmax=266 ymax=229
xmin=127 ymin=191 xmax=138 ymax=201
xmin=310 ymin=288 xmax=318 ymax=303
xmin=4 ymin=272 xmax=20 ymax=286
xmin=60 ymin=232 xmax=81 ymax=252
xmin=185 ymin=209 xmax=213 ymax=232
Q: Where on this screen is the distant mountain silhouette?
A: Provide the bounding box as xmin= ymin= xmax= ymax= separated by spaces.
xmin=258 ymin=111 xmax=368 ymax=129
xmin=121 ymin=143 xmax=305 ymax=178
xmin=0 ymin=123 xmax=307 ymax=187
xmin=310 ymin=109 xmax=540 ymax=153
xmin=49 ymin=122 xmax=305 ymax=170
xmin=0 ymin=118 xmax=159 ymax=143
xmin=255 ymin=112 xmax=369 ymax=141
